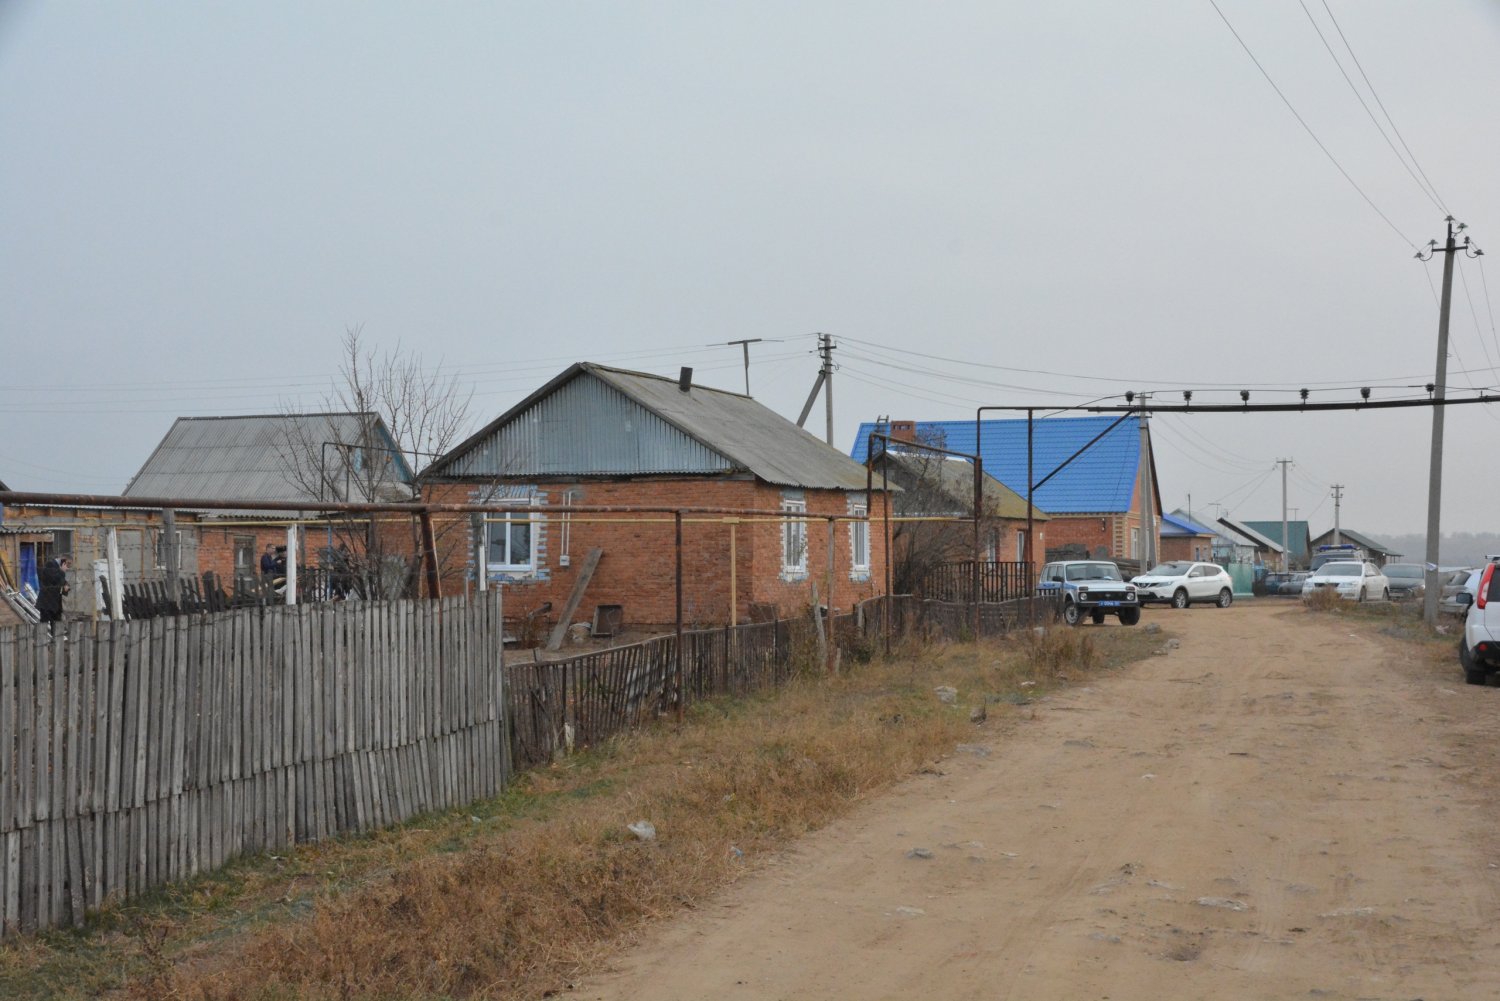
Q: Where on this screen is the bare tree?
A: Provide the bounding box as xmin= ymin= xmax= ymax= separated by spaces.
xmin=276 ymin=325 xmax=476 ymax=596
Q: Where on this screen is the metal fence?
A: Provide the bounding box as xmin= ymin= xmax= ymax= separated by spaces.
xmin=921 ymin=561 xmax=1035 ymax=603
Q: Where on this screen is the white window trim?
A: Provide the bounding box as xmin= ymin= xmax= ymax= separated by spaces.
xmin=486 ymin=505 xmax=539 ymax=575
xmin=849 ymin=503 xmax=870 ymax=574
xmin=782 ymin=499 xmax=808 ymax=576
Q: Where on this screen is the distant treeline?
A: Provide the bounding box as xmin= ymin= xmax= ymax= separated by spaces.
xmin=1376 ymin=532 xmax=1500 ymax=568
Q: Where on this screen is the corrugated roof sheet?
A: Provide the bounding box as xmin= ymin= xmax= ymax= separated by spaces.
xmin=1245 ymin=520 xmax=1310 ymax=557
xmin=1217 ymin=516 xmax=1284 ymax=553
xmin=852 ymin=416 xmax=1142 ymax=514
xmin=429 ymin=364 xmax=874 ymax=491
xmin=1161 ymin=512 xmax=1217 ymax=537
xmin=123 ymin=413 xmax=412 ymax=504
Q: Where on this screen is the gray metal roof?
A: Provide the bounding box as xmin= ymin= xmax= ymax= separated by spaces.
xmin=429 ymin=363 xmax=875 ymax=491
xmin=123 ymin=413 xmax=412 ymax=505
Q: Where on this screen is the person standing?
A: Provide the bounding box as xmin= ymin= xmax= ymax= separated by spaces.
xmin=260 ymin=544 xmax=278 ymax=578
xmin=37 ymin=555 xmax=71 ymax=631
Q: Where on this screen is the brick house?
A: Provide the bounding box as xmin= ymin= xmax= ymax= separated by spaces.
xmin=420 ymin=363 xmax=889 ymax=630
xmin=852 ymin=415 xmax=1161 ymax=567
xmin=0 ymin=495 xmax=185 ymax=624
xmin=1158 ymin=511 xmax=1218 ymax=562
xmin=123 ymin=413 xmax=415 ymax=590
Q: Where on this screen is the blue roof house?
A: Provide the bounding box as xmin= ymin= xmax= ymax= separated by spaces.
xmin=853 ymin=417 xmax=1162 ymax=564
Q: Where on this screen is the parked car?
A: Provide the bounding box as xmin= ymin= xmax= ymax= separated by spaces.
xmin=1460 ymin=559 xmax=1500 ymax=684
xmin=1300 ymin=561 xmax=1390 ymax=602
xmin=1278 ymin=572 xmax=1310 ymax=596
xmin=1037 ymin=560 xmax=1141 ymax=626
xmin=1382 ymin=562 xmax=1427 ymax=600
xmin=1439 ymin=568 xmax=1481 ymax=616
xmin=1131 ymin=560 xmax=1235 ymax=608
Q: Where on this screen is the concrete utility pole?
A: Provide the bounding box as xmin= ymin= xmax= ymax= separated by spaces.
xmin=796 ymin=333 xmax=837 ymax=445
xmin=1277 ymin=459 xmax=1293 ymax=572
xmin=1331 ymin=484 xmax=1344 ymax=546
xmin=1418 ymin=218 xmax=1482 ymax=624
xmin=1137 ymin=394 xmax=1155 ymax=567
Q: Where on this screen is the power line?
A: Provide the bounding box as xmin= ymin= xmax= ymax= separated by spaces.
xmin=1318 ymin=0 xmax=1449 ymax=213
xmin=1206 ymin=0 xmax=1418 ymax=249
xmin=1296 ymin=0 xmax=1445 ymax=214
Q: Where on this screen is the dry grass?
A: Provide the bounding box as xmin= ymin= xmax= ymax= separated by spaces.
xmin=1 ymin=623 xmax=1159 ymax=1001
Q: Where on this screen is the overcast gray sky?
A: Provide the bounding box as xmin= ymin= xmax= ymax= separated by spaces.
xmin=3 ymin=2 xmax=1499 ymax=538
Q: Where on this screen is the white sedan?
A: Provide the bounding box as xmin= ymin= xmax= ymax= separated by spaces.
xmin=1130 ymin=561 xmax=1235 ymax=608
xmin=1300 ymin=560 xmax=1390 ymax=602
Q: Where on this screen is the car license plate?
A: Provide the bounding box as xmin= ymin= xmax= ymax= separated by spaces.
xmin=1098 ymin=601 xmax=1120 ymax=608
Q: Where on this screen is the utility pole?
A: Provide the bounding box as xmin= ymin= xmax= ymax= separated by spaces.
xmin=1277 ymin=459 xmax=1292 ymax=572
xmin=723 ymin=337 xmax=764 ymax=395
xmin=1136 ymin=393 xmax=1155 ymax=568
xmin=1331 ymin=484 xmax=1344 ymax=546
xmin=1418 ymin=218 xmax=1482 ymax=623
xmin=796 ymin=333 xmax=836 ymax=445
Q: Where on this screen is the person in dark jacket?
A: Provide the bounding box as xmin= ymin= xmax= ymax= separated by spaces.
xmin=37 ymin=555 xmax=71 ymax=630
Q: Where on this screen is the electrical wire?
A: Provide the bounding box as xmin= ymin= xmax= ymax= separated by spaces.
xmin=1296 ymin=0 xmax=1445 ymax=214
xmin=839 ymin=332 xmax=1440 ymax=393
xmin=1318 ymin=0 xmax=1450 ymax=213
xmin=1206 ymin=0 xmax=1418 ymax=250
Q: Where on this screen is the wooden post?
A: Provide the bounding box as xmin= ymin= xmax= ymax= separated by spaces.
xmin=106 ymin=529 xmax=124 ymax=621
xmin=284 ymin=526 xmax=298 ymax=606
xmin=419 ymin=509 xmax=441 ymax=600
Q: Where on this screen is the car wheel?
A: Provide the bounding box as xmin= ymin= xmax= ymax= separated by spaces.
xmin=1090 ymin=609 xmax=1106 ymax=625
xmin=1171 ymin=588 xmax=1189 ymax=609
xmin=1062 ymin=600 xmax=1083 ymax=626
xmin=1118 ymin=607 xmax=1141 ymax=626
xmin=1461 ymin=641 xmax=1487 ymax=685
xmin=1216 ymin=588 xmax=1233 ymax=608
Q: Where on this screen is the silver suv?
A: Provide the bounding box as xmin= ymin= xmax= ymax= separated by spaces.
xmin=1037 ymin=560 xmax=1141 ymax=627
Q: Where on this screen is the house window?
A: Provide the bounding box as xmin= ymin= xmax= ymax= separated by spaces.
xmin=849 ymin=503 xmax=869 ymax=573
xmin=42 ymin=529 xmax=73 ymax=564
xmin=486 ymin=508 xmax=534 ymax=572
xmin=1130 ymin=527 xmax=1140 ymax=559
xmin=233 ymin=536 xmax=256 ymax=575
xmin=1016 ymin=530 xmax=1026 ymax=561
xmin=782 ymin=498 xmax=808 ymax=575
xmin=154 ymin=530 xmax=184 ymax=570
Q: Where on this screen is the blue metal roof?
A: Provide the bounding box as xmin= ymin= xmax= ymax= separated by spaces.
xmin=1161 ymin=512 xmax=1216 ymax=537
xmin=851 ymin=416 xmax=1142 ymax=515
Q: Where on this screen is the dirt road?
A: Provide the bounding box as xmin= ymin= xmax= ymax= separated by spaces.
xmin=578 ymin=601 xmax=1500 ymax=1000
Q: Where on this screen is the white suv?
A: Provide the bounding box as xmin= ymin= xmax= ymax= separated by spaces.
xmin=1130 ymin=561 xmax=1235 ymax=609
xmin=1460 ymin=557 xmax=1500 ymax=685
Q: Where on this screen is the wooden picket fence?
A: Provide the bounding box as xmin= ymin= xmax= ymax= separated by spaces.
xmin=0 ymin=591 xmax=1040 ymax=937
xmin=0 ymin=594 xmax=507 ymax=935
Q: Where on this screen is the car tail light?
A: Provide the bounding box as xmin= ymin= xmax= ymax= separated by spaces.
xmin=1479 ymin=565 xmax=1496 ymax=610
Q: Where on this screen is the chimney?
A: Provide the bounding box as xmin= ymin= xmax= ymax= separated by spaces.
xmin=890 ymin=420 xmax=917 ymax=444
xmin=678 ymin=367 xmax=693 ymax=392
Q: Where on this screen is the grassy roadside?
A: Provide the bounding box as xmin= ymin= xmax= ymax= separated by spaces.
xmin=1300 ymin=589 xmax=1464 ymax=678
xmin=0 ymin=623 xmax=1163 ymax=1001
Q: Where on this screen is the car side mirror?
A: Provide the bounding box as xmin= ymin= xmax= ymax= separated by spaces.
xmin=1459 ymin=593 xmax=1474 ymax=607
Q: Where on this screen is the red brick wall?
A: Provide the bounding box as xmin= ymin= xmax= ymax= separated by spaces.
xmin=423 ymin=478 xmax=889 ymax=629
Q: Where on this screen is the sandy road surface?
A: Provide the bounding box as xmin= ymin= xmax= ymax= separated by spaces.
xmin=577 ymin=602 xmax=1500 ymax=1001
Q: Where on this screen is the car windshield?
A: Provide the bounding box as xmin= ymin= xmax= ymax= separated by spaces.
xmin=1145 ymin=562 xmax=1192 ymax=576
xmin=1319 ymin=562 xmax=1362 ymax=577
xmin=1384 ymin=564 xmax=1423 ymax=580
xmin=1066 ymin=563 xmax=1122 ymax=582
